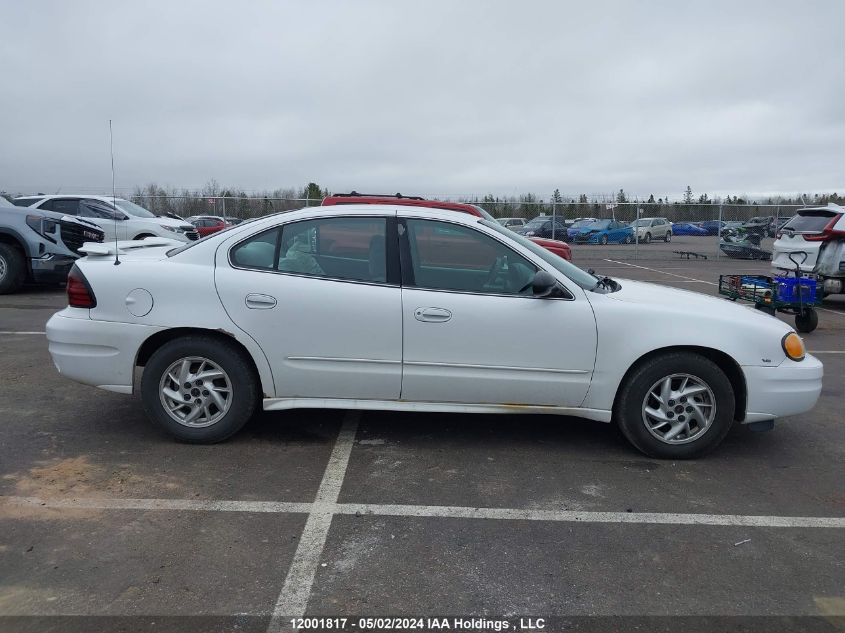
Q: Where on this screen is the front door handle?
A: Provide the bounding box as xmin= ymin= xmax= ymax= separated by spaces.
xmin=245 ymin=293 xmax=277 ymax=309
xmin=414 ymin=307 xmax=452 ymax=323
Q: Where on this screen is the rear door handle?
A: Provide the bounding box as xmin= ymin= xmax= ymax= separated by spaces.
xmin=245 ymin=293 xmax=277 ymax=309
xmin=414 ymin=307 xmax=452 ymax=323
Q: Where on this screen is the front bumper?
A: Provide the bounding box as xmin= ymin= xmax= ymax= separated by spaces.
xmin=29 ymin=254 xmax=76 ymax=284
xmin=742 ymin=354 xmax=823 ymax=422
xmin=46 ymin=311 xmax=164 ymax=394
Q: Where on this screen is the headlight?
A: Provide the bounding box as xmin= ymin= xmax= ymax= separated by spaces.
xmin=781 ymin=332 xmax=805 ymax=362
xmin=159 ymin=225 xmax=183 ymax=233
xmin=26 ymin=215 xmax=58 ymax=242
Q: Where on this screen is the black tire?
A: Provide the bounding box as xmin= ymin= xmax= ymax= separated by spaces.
xmin=664 ymin=231 xmax=672 ymax=243
xmin=141 ymin=335 xmax=260 ymax=443
xmin=624 ymin=235 xmax=633 ymax=244
xmin=614 ymin=352 xmax=735 ymax=459
xmin=644 ymin=232 xmax=652 ymax=244
xmin=795 ymin=308 xmax=818 ymax=333
xmin=600 ymin=234 xmax=609 ymax=245
xmin=0 ymin=243 xmax=26 ymax=295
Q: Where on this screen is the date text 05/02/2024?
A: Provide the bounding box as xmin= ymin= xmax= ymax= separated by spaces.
xmin=289 ymin=617 xmax=547 ymax=630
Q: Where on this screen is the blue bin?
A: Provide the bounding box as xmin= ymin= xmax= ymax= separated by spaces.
xmin=774 ymin=277 xmax=817 ymax=304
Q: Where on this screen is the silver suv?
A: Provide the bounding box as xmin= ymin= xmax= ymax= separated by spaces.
xmin=631 ymin=217 xmax=672 ymax=243
xmin=0 ymin=196 xmax=104 ymax=294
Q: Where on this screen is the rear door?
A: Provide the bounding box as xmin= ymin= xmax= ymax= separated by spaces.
xmin=215 ymin=213 xmax=403 ymax=400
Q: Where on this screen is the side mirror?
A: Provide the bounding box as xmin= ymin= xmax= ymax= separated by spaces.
xmin=531 ymin=270 xmax=558 ymax=297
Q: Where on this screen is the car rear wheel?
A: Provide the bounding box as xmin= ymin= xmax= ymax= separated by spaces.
xmin=614 ymin=352 xmax=735 ymax=459
xmin=664 ymin=231 xmax=672 ymax=242
xmin=600 ymin=235 xmax=609 ymax=245
xmin=0 ymin=243 xmax=26 ymax=295
xmin=141 ymin=336 xmax=259 ymax=443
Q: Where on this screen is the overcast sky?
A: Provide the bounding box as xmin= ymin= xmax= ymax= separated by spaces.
xmin=1 ymin=0 xmax=843 ymax=200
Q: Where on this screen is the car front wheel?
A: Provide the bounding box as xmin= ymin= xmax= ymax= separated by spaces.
xmin=644 ymin=232 xmax=652 ymax=243
xmin=614 ymin=352 xmax=735 ymax=459
xmin=0 ymin=243 xmax=26 ymax=295
xmin=141 ymin=336 xmax=259 ymax=443
xmin=665 ymin=231 xmax=672 ymax=242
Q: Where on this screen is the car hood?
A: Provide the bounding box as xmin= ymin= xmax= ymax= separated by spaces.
xmin=604 ymin=278 xmax=790 ymax=330
xmin=154 ymin=216 xmax=194 ymax=230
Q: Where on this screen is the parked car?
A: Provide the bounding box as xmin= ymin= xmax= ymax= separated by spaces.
xmin=45 ymin=203 xmax=821 ymax=458
xmin=497 ymin=217 xmax=526 ymax=229
xmin=565 ymin=218 xmax=600 ymax=239
xmin=0 ymin=195 xmax=104 ymax=294
xmin=13 ymin=195 xmax=200 ymax=242
xmin=630 ymin=217 xmax=672 ymax=243
xmin=186 ymin=215 xmax=231 ymax=238
xmin=698 ymin=220 xmax=727 ymax=236
xmin=742 ymin=215 xmax=777 ymax=238
xmin=322 ymin=192 xmax=571 ymax=260
xmin=671 ymin=222 xmax=708 ymax=236
xmin=772 ymin=204 xmax=845 ymax=297
xmin=570 ymin=220 xmax=634 ymax=244
xmin=224 ymin=216 xmax=245 ymax=225
xmin=512 ymin=216 xmax=569 ymax=240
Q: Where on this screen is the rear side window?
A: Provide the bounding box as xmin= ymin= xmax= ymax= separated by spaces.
xmin=783 ymin=212 xmax=837 ymax=233
xmin=230 ymin=217 xmax=388 ymax=283
xmin=52 ymin=199 xmax=80 ymax=215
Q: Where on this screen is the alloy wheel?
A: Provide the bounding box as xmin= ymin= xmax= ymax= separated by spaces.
xmin=0 ymin=255 xmax=6 ymax=282
xmin=158 ymin=356 xmax=233 ymax=427
xmin=641 ymin=373 xmax=716 ymax=444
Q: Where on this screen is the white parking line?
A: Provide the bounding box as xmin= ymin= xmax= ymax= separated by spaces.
xmin=4 ymin=493 xmax=843 ymax=529
xmin=0 ymin=331 xmax=47 ymax=335
xmin=267 ymin=412 xmax=360 ymax=631
xmin=336 ymin=504 xmax=845 ymax=529
xmin=603 ymin=259 xmax=717 ymax=285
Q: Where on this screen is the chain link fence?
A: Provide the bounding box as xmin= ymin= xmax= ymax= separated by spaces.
xmin=128 ymin=194 xmax=805 ymax=263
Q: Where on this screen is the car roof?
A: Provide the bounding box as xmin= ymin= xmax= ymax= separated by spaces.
xmin=15 ymin=194 xmax=129 ymax=203
xmin=322 ymin=194 xmax=488 ymax=217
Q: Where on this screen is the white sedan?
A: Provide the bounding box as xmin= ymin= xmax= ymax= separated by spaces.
xmin=46 ymin=205 xmax=823 ymax=458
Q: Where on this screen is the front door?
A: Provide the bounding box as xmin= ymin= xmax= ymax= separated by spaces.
xmin=215 ymin=214 xmax=402 ymax=400
xmin=399 ymin=218 xmax=597 ymax=406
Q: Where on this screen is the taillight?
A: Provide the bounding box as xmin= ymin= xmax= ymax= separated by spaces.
xmin=67 ymin=265 xmax=97 ymax=308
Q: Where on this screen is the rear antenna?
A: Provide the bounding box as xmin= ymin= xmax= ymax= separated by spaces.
xmin=109 ymin=119 xmax=120 ymax=266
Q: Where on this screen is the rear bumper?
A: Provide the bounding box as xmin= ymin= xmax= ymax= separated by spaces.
xmin=46 ymin=312 xmax=163 ymax=394
xmin=742 ymin=354 xmax=823 ymax=422
xmin=29 ymin=254 xmax=76 ymax=284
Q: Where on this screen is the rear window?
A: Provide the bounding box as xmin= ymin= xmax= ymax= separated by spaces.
xmin=783 ymin=211 xmax=838 ymax=233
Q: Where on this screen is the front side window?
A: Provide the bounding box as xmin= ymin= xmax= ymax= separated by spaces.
xmin=230 ymin=216 xmax=388 ymax=283
xmin=80 ymin=201 xmax=118 ymax=219
xmin=405 ymin=219 xmax=536 ymax=295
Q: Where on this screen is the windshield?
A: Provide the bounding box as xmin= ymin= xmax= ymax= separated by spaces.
xmin=571 ymin=219 xmax=594 ymax=228
xmin=630 ymin=219 xmax=650 ymax=227
xmin=481 ymin=220 xmax=599 ymax=290
xmin=114 ymin=199 xmax=157 ymax=218
xmin=587 ymin=220 xmax=611 ymax=229
xmin=524 ymin=217 xmax=549 ymax=228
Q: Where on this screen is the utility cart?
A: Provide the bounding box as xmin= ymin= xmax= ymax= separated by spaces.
xmin=718 ymin=252 xmax=820 ymax=333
